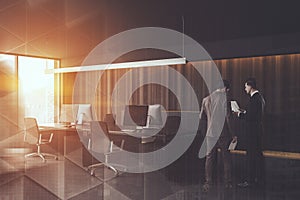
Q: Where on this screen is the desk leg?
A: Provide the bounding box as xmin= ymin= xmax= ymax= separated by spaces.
xmin=64 ymin=135 xmax=66 ymax=157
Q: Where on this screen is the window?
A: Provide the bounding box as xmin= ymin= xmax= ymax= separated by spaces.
xmin=18 ymin=56 xmax=59 ymax=123
xmin=0 ymin=54 xmax=18 ymax=139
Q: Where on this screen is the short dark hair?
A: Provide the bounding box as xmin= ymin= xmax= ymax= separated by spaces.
xmin=245 ymin=78 xmax=257 ymax=89
xmin=223 ymin=80 xmax=231 ymax=90
xmin=216 ymin=79 xmax=231 ymax=90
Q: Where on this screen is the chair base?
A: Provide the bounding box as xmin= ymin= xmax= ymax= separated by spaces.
xmin=25 ymin=152 xmax=58 ymax=162
xmin=87 ymin=163 xmax=119 ymax=181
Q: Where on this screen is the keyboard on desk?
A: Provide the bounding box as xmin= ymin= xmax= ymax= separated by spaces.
xmin=121 ymin=129 xmax=136 ymax=133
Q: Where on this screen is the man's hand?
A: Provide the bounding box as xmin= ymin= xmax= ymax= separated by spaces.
xmin=233 ymin=111 xmax=239 ymax=116
xmin=238 ymin=108 xmax=246 ymax=113
xmin=232 ymin=136 xmax=238 ymax=143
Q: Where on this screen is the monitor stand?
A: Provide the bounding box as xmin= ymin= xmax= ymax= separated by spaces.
xmin=77 ymin=113 xmax=84 ymax=125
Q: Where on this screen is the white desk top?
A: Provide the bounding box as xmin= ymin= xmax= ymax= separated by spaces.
xmin=38 ymin=123 xmax=79 ymax=132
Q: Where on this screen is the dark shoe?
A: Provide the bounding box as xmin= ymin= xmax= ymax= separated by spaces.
xmin=202 ymin=183 xmax=211 ymax=192
xmin=225 ymin=182 xmax=233 ymax=189
xmin=237 ymin=181 xmax=250 ymax=188
xmin=254 ymin=178 xmax=265 ymax=186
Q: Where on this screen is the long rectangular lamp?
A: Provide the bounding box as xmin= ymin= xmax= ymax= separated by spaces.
xmin=45 ymin=57 xmax=186 ymax=74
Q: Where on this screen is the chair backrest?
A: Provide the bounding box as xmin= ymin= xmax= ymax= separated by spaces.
xmin=104 ymin=114 xmax=121 ymax=131
xmin=90 ymin=121 xmax=112 ymax=153
xmin=24 ymin=117 xmax=39 ymax=143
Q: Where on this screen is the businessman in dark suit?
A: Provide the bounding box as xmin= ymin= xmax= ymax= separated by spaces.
xmin=237 ymin=78 xmax=265 ymax=188
xmin=200 ymin=80 xmax=237 ymax=192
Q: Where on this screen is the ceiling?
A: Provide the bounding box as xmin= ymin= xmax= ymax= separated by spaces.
xmin=1 ymin=0 xmax=300 ymax=66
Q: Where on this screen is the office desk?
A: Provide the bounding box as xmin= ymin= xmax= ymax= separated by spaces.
xmin=39 ymin=123 xmax=76 ymax=131
xmin=108 ymin=130 xmax=164 ymax=153
xmin=109 ymin=128 xmax=157 ymax=143
xmin=38 ymin=123 xmax=79 ymax=156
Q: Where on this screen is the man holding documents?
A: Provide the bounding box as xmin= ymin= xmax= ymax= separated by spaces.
xmin=236 ymin=78 xmax=265 ymax=188
xmin=200 ymin=80 xmax=237 ymax=192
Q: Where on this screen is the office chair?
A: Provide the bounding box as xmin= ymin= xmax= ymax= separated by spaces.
xmin=24 ymin=117 xmax=58 ymax=162
xmin=157 ymin=116 xmax=180 ymax=143
xmin=104 ymin=113 xmax=121 ymax=131
xmin=87 ymin=121 xmax=125 ymax=181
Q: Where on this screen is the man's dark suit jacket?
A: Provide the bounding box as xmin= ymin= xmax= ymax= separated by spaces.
xmin=239 ymin=92 xmax=265 ymax=123
xmin=239 ymin=92 xmax=265 ymax=150
xmin=239 ymin=91 xmax=266 ymax=184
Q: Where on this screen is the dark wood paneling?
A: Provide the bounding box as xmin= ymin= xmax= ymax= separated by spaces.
xmin=61 ymin=53 xmax=300 ymax=152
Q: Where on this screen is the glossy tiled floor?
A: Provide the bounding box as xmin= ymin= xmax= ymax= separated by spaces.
xmin=1 ymin=150 xmax=300 ymax=199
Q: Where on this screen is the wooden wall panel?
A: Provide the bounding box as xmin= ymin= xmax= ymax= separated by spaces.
xmin=61 ymin=53 xmax=300 ymax=152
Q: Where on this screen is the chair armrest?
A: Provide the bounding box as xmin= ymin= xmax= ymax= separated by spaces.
xmin=48 ymin=133 xmax=54 ymax=143
xmin=120 ymin=140 xmax=125 ymax=150
xmin=39 ymin=132 xmax=54 ymax=144
xmin=38 ymin=134 xmax=42 ymax=144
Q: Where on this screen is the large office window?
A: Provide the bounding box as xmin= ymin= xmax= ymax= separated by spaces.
xmin=0 ymin=54 xmax=18 ymax=140
xmin=0 ymin=54 xmax=59 ymax=139
xmin=18 ymin=56 xmax=59 ymax=124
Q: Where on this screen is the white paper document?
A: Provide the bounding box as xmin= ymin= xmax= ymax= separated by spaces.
xmin=228 ymin=140 xmax=237 ymax=150
xmin=230 ymin=101 xmax=240 ymax=112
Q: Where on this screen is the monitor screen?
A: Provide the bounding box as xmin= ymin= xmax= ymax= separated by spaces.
xmin=77 ymin=104 xmax=93 ymax=124
xmin=122 ymin=105 xmax=148 ymax=127
xmin=60 ymin=104 xmax=78 ymax=123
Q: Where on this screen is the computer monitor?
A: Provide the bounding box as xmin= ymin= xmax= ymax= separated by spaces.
xmin=122 ymin=105 xmax=148 ymax=128
xmin=77 ymin=104 xmax=93 ymax=124
xmin=59 ymin=104 xmax=78 ymax=124
xmin=147 ymin=104 xmax=163 ymax=127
